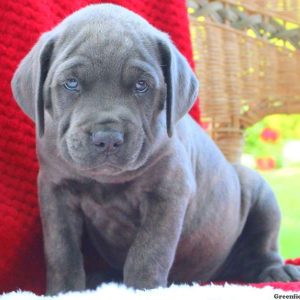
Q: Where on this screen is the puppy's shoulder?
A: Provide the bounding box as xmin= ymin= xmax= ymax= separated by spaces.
xmin=176 ymin=115 xmax=227 ymax=166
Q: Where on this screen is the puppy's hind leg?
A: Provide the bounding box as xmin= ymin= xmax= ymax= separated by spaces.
xmin=249 ymin=180 xmax=300 ymax=282
xmin=214 ymin=166 xmax=300 ymax=283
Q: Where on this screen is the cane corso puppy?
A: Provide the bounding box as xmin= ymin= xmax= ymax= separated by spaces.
xmin=11 ymin=4 xmax=300 ymax=295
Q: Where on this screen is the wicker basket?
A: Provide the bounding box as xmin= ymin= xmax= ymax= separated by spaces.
xmin=189 ymin=0 xmax=300 ymax=162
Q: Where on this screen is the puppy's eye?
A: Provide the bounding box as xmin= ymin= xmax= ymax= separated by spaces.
xmin=134 ymin=80 xmax=149 ymax=93
xmin=64 ymin=78 xmax=79 ymax=91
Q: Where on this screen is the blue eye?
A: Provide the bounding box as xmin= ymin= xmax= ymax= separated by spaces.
xmin=64 ymin=78 xmax=79 ymax=91
xmin=135 ymin=80 xmax=149 ymax=93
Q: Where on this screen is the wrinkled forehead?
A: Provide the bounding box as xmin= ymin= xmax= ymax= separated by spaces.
xmin=77 ymin=24 xmax=137 ymax=63
xmin=54 ymin=21 xmax=160 ymax=77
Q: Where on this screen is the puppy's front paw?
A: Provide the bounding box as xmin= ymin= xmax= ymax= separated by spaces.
xmin=258 ymin=264 xmax=300 ymax=282
xmin=124 ymin=273 xmax=167 ymax=290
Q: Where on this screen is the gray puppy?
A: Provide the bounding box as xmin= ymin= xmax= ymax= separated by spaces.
xmin=11 ymin=4 xmax=300 ymax=295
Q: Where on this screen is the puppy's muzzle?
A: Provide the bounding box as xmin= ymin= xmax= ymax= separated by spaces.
xmin=90 ymin=130 xmax=124 ymax=154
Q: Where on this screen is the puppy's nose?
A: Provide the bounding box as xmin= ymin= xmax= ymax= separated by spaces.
xmin=91 ymin=130 xmax=124 ymax=153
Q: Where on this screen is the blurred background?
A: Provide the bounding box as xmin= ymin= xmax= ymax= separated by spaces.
xmin=187 ymin=0 xmax=300 ymax=259
xmin=243 ymin=114 xmax=300 ymax=259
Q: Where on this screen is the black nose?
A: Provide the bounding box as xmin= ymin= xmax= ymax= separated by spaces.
xmin=91 ymin=130 xmax=124 ymax=153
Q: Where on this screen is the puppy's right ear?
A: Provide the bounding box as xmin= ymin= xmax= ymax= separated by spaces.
xmin=11 ymin=33 xmax=55 ymax=137
xmin=158 ymin=36 xmax=199 ymax=138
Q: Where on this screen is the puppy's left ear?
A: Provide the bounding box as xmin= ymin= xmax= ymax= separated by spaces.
xmin=158 ymin=37 xmax=199 ymax=137
xmin=11 ymin=32 xmax=55 ymax=138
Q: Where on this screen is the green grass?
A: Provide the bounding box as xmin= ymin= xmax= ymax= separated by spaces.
xmin=259 ymin=167 xmax=300 ymax=259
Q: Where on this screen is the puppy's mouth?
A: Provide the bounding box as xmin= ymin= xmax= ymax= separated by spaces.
xmin=79 ymin=161 xmax=124 ymax=175
xmin=60 ymin=131 xmax=145 ymax=175
xmin=70 ymin=154 xmax=123 ymax=171
xmin=66 ymin=146 xmax=128 ymax=171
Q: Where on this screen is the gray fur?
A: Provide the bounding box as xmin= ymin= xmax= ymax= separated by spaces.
xmin=11 ymin=4 xmax=300 ymax=295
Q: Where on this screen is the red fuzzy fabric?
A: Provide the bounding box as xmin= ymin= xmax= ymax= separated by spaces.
xmin=0 ymin=0 xmax=298 ymax=295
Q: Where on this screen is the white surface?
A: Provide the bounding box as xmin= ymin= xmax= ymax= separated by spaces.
xmin=1 ymin=283 xmax=297 ymax=300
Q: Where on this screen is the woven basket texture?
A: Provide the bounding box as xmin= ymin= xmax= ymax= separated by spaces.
xmin=189 ymin=0 xmax=300 ymax=162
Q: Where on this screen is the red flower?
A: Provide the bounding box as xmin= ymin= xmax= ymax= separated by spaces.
xmin=260 ymin=127 xmax=279 ymax=142
xmin=256 ymin=157 xmax=276 ymax=170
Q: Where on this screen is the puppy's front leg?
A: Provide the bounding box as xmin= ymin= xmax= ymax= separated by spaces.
xmin=124 ymin=186 xmax=189 ymax=289
xmin=38 ymin=173 xmax=85 ymax=295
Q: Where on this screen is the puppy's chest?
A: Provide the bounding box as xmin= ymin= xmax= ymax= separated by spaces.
xmin=73 ymin=181 xmax=145 ymax=250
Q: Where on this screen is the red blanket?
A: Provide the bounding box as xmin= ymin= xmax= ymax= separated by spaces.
xmin=0 ymin=0 xmax=298 ymax=294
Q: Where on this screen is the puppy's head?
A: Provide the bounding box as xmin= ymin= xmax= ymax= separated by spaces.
xmin=11 ymin=4 xmax=198 ymax=175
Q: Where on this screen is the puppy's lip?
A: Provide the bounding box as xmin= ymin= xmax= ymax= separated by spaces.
xmin=75 ymin=160 xmax=123 ymax=173
xmin=64 ymin=140 xmax=121 ymax=170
